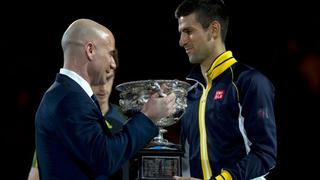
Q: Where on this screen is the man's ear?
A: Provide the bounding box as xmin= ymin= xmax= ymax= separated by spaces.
xmin=210 ymin=20 xmax=221 ymax=39
xmin=85 ymin=42 xmax=95 ymax=61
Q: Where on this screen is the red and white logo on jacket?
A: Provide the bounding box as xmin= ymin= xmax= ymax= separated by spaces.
xmin=214 ymin=90 xmax=225 ymax=100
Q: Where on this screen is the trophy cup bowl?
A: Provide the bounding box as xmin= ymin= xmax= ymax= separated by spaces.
xmin=115 ymin=79 xmax=190 ymax=147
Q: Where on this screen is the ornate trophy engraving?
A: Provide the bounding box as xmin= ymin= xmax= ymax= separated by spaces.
xmin=116 ymin=79 xmax=190 ymax=147
xmin=116 ymin=79 xmax=190 ymax=180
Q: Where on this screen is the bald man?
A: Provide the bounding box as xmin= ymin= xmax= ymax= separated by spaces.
xmin=35 ymin=19 xmax=176 ymax=180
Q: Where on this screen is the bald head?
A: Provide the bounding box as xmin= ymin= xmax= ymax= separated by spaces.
xmin=61 ymin=18 xmax=113 ymax=52
xmin=60 ymin=19 xmax=117 ymax=85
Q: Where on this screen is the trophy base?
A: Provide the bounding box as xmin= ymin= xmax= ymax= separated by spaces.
xmin=146 ymin=141 xmax=181 ymax=151
xmin=134 ymin=147 xmax=184 ymax=180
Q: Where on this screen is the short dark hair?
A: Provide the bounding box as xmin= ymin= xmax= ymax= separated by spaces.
xmin=175 ymin=0 xmax=229 ymax=41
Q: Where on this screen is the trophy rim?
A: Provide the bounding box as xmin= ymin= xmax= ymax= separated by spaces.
xmin=115 ymin=79 xmax=191 ymax=92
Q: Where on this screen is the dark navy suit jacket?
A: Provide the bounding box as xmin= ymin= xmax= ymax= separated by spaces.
xmin=35 ymin=74 xmax=158 ymax=180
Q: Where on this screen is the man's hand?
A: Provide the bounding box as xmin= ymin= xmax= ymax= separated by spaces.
xmin=141 ymin=92 xmax=176 ymax=123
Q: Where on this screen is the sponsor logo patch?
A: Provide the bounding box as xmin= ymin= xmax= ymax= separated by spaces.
xmin=214 ymin=90 xmax=224 ymax=100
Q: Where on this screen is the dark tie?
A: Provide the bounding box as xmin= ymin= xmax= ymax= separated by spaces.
xmin=91 ymin=95 xmax=101 ymax=111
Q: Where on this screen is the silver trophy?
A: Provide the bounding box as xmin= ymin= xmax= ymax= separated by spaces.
xmin=115 ymin=79 xmax=190 ymax=147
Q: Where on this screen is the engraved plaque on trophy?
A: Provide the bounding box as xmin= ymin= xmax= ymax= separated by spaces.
xmin=142 ymin=156 xmax=179 ymax=177
xmin=137 ymin=148 xmax=184 ymax=180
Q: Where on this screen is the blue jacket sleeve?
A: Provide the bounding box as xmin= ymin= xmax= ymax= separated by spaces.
xmin=228 ymin=70 xmax=277 ymax=179
xmin=56 ymin=93 xmax=158 ymax=176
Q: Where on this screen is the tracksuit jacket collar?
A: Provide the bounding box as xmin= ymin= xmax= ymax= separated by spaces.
xmin=186 ymin=51 xmax=237 ymax=85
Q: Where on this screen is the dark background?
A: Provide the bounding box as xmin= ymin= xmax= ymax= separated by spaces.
xmin=3 ymin=0 xmax=320 ymax=179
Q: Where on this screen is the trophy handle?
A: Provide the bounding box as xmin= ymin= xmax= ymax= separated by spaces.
xmin=151 ymin=81 xmax=167 ymax=97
